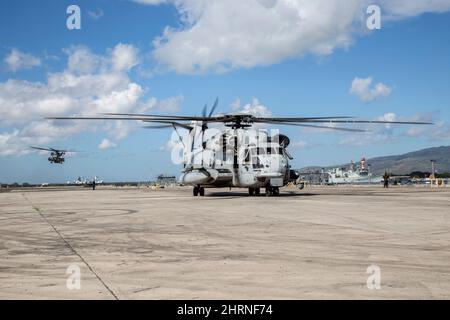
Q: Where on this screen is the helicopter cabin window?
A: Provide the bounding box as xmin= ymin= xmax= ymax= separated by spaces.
xmin=252 ymin=147 xmax=279 ymax=155
xmin=244 ymin=148 xmax=250 ymax=163
xmin=250 ymin=147 xmax=264 ymax=168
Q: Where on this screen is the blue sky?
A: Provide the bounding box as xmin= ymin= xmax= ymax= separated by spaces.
xmin=1 ymin=0 xmax=450 ymax=183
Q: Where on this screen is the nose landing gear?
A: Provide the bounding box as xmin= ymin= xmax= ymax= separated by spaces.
xmin=265 ymin=187 xmax=280 ymax=197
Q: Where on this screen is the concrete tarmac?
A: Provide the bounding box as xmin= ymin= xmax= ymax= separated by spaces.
xmin=1 ymin=186 xmax=449 ymax=299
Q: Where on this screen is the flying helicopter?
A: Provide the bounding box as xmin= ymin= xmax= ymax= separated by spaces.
xmin=30 ymin=146 xmax=71 ymax=164
xmin=47 ymin=98 xmax=433 ymax=196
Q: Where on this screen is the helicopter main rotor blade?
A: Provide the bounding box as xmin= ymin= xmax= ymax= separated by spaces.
xmin=30 ymin=146 xmax=79 ymax=153
xmin=30 ymin=146 xmax=53 ymax=152
xmin=208 ymin=97 xmax=219 ymax=118
xmin=99 ymin=114 xmax=356 ymax=122
xmin=47 ymin=114 xmax=433 ymax=126
xmin=142 ymin=120 xmax=193 ymax=130
xmin=283 ymin=119 xmax=434 ymax=125
xmin=254 ymin=121 xmax=367 ymax=132
xmin=254 ymin=116 xmax=355 ymax=121
xmin=47 ymin=116 xmax=214 ymax=122
xmin=142 ymin=125 xmax=174 ymax=129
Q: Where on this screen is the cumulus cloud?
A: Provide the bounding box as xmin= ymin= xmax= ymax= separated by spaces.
xmin=404 ymin=126 xmax=427 ymax=137
xmin=235 ymin=97 xmax=273 ymax=117
xmin=402 ymin=114 xmax=450 ymax=141
xmin=377 ymin=112 xmax=397 ymax=128
xmin=230 ymin=97 xmax=241 ymax=111
xmin=4 ymin=48 xmax=42 ymax=72
xmin=134 ymin=0 xmax=450 ymax=74
xmin=110 ymin=43 xmax=140 ymax=72
xmin=350 ymin=77 xmax=392 ymax=102
xmin=152 ymin=95 xmax=184 ymax=113
xmin=98 ymin=138 xmax=117 ymax=150
xmin=379 ymin=0 xmax=450 ymax=20
xmin=338 ymin=112 xmax=399 ymax=146
xmin=0 ymin=44 xmax=182 ymax=156
xmin=87 ymin=9 xmax=104 ymax=19
xmin=430 ymin=121 xmax=450 ymax=140
xmin=337 ymin=112 xmax=445 ymax=146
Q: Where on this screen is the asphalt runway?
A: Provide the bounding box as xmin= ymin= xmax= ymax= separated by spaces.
xmin=0 ymin=186 xmax=449 ymax=299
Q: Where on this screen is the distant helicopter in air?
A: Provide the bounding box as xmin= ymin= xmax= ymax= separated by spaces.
xmin=30 ymin=146 xmax=73 ymax=164
xmin=48 ymin=97 xmax=433 ymax=196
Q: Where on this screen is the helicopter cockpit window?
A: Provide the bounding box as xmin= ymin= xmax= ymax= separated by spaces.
xmin=252 ymin=147 xmax=279 ymax=155
xmin=271 ymin=148 xmax=279 ymax=154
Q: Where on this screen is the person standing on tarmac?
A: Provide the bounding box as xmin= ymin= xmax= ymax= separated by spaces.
xmin=383 ymin=171 xmax=390 ymax=188
xmin=92 ymin=179 xmax=96 ymax=190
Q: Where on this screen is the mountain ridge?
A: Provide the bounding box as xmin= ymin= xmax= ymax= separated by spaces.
xmin=300 ymin=146 xmax=450 ymax=175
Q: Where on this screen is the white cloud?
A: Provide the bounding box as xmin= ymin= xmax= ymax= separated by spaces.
xmin=337 ymin=112 xmax=445 ymax=146
xmin=237 ymin=97 xmax=273 ymax=117
xmin=230 ymin=97 xmax=241 ymax=111
xmin=350 ymin=77 xmax=392 ymax=102
xmin=404 ymin=126 xmax=426 ymax=137
xmin=224 ymin=97 xmax=273 ymax=129
xmin=65 ymin=46 xmax=103 ymax=74
xmin=402 ymin=115 xmax=450 ymax=141
xmin=110 ymin=43 xmax=140 ymax=72
xmin=137 ymin=0 xmax=450 ymax=74
xmin=159 ymin=138 xmax=177 ymax=152
xmin=87 ymin=9 xmax=104 ymax=19
xmin=377 ymin=112 xmax=397 ymax=129
xmin=379 ymin=0 xmax=450 ymax=20
xmin=4 ymin=49 xmax=41 ymax=72
xmin=64 ymin=43 xmax=139 ymax=74
xmin=430 ymin=121 xmax=450 ymax=140
xmin=339 ymin=112 xmax=436 ymax=146
xmin=98 ymin=139 xmax=117 ymax=150
xmin=153 ymin=95 xmax=184 ymax=113
xmin=0 ymin=44 xmax=182 ymax=157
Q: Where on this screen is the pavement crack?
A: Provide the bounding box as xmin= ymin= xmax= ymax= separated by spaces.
xmin=21 ymin=193 xmax=119 ymax=300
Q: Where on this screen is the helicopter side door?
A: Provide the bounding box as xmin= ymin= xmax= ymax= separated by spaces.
xmin=237 ymin=146 xmax=258 ymax=187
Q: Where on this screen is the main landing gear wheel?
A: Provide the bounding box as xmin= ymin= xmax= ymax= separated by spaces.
xmin=193 ymin=186 xmax=205 ymax=197
xmin=273 ymin=187 xmax=280 ymax=196
xmin=249 ymin=188 xmax=254 ymax=196
xmin=265 ymin=187 xmax=280 ymax=197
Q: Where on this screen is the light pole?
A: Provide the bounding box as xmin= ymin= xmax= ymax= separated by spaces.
xmin=430 ymin=160 xmax=436 ymax=180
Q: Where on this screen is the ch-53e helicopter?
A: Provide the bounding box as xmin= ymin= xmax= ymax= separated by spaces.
xmin=48 ymin=98 xmax=432 ymax=196
xmin=30 ymin=146 xmax=71 ymax=164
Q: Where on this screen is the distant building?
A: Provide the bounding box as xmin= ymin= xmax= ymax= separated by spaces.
xmin=156 ymin=175 xmax=177 ymax=186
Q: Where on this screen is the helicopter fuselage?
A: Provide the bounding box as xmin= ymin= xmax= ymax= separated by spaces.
xmin=178 ymin=127 xmax=293 ymax=190
xmin=48 ymin=151 xmax=65 ymax=164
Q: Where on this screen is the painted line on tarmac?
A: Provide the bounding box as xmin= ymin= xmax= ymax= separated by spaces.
xmin=21 ymin=193 xmax=119 ymax=300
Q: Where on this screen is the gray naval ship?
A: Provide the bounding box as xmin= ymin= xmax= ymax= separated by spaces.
xmin=326 ymin=158 xmax=383 ymax=185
